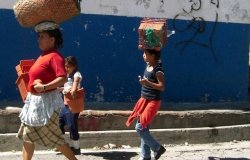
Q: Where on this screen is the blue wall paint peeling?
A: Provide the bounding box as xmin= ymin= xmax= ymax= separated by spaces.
xmin=0 ymin=9 xmax=249 ymax=103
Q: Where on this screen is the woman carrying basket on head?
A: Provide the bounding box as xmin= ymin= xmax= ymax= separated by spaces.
xmin=17 ymin=21 xmax=78 ymax=160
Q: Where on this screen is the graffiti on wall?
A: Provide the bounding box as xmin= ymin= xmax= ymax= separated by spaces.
xmin=79 ymin=0 xmax=250 ymax=24
xmin=135 ymin=0 xmax=165 ymax=13
xmin=173 ymin=0 xmax=220 ymax=61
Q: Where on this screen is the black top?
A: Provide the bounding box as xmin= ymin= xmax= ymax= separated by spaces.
xmin=141 ymin=62 xmax=164 ymax=100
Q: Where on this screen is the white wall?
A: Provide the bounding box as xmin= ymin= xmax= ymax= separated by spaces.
xmin=0 ymin=1 xmax=17 ymax=8
xmin=2 ymin=0 xmax=250 ymax=24
xmin=81 ymin=0 xmax=250 ymax=24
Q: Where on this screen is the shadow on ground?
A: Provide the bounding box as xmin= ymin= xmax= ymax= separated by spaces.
xmin=208 ymin=157 xmax=250 ymax=160
xmin=83 ymin=151 xmax=138 ymax=160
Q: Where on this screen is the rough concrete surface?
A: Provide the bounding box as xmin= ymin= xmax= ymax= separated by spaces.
xmin=2 ymin=107 xmax=250 ymax=133
xmin=1 ymin=107 xmax=250 ymax=152
xmin=0 ymin=140 xmax=250 ymax=160
xmin=1 ymin=105 xmax=250 ymax=159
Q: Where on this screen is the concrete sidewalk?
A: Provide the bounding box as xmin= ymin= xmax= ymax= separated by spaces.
xmin=1 ymin=107 xmax=250 ymax=153
xmin=2 ymin=108 xmax=250 ymax=133
xmin=1 ymin=140 xmax=250 ymax=160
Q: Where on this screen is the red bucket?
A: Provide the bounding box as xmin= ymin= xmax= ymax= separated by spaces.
xmin=64 ymin=88 xmax=85 ymax=113
xmin=16 ymin=59 xmax=35 ymax=76
xmin=15 ymin=73 xmax=29 ymax=102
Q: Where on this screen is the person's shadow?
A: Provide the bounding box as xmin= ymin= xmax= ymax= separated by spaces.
xmin=208 ymin=157 xmax=250 ymax=160
xmin=84 ymin=151 xmax=138 ymax=160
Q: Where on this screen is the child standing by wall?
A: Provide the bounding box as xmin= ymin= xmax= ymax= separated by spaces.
xmin=126 ymin=49 xmax=166 ymax=160
xmin=59 ymin=56 xmax=83 ymax=155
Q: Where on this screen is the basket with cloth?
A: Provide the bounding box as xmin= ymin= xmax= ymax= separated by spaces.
xmin=138 ymin=18 xmax=167 ymax=51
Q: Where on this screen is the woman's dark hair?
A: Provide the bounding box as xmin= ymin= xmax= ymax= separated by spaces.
xmin=45 ymin=28 xmax=63 ymax=49
xmin=145 ymin=49 xmax=161 ymax=60
xmin=65 ymin=56 xmax=78 ymax=72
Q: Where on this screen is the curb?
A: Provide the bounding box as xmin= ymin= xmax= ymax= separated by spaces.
xmin=2 ymin=108 xmax=250 ymax=133
xmin=1 ymin=124 xmax=250 ymax=152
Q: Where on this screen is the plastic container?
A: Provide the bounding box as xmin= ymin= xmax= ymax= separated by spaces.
xmin=64 ymin=88 xmax=85 ymax=113
xmin=16 ymin=59 xmax=35 ymax=76
xmin=63 ymin=78 xmax=73 ymax=94
xmin=15 ymin=73 xmax=29 ymax=102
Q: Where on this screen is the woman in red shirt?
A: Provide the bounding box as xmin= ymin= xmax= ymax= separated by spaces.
xmin=17 ymin=21 xmax=77 ymax=160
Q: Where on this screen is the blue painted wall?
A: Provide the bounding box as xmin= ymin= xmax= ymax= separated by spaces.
xmin=0 ymin=9 xmax=249 ymax=104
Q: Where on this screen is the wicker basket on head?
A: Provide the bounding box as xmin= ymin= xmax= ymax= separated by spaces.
xmin=13 ymin=0 xmax=81 ymax=27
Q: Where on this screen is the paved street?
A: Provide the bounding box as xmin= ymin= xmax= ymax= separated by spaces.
xmin=1 ymin=141 xmax=250 ymax=160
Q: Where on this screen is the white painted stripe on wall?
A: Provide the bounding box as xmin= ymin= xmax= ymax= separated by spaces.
xmin=0 ymin=1 xmax=16 ymax=8
xmin=81 ymin=0 xmax=250 ymax=24
xmin=1 ymin=0 xmax=250 ymax=24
